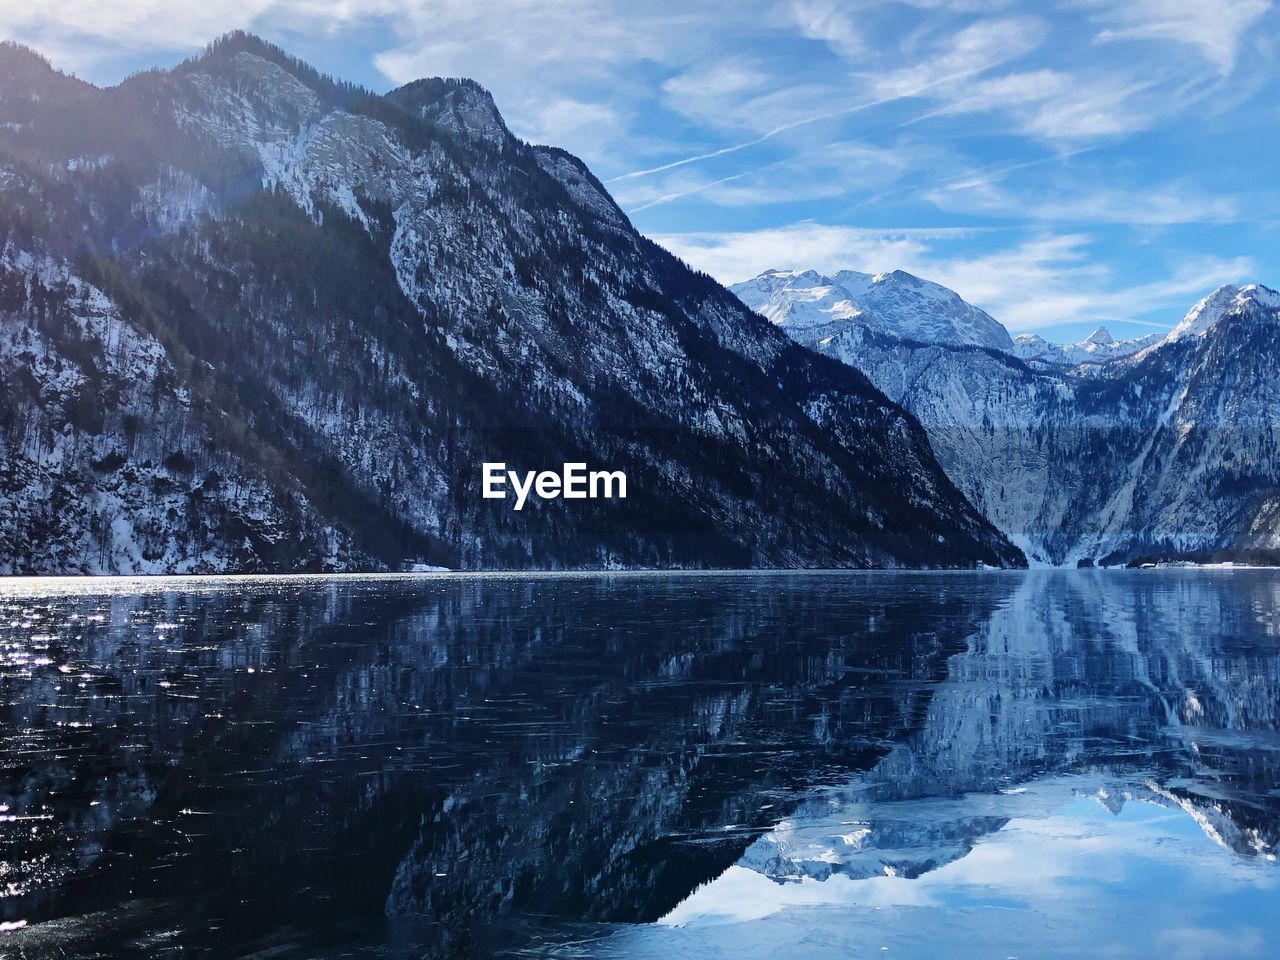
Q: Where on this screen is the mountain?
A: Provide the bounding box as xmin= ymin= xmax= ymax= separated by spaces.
xmin=0 ymin=35 xmax=1021 ymax=574
xmin=734 ymin=267 xmax=1012 ymax=351
xmin=732 ymin=268 xmax=1280 ymax=565
xmin=1012 ymin=326 xmax=1163 ymax=371
xmin=1161 ymin=283 xmax=1271 ymax=344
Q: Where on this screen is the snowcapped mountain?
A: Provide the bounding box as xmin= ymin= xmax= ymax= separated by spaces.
xmin=732 ymin=267 xmax=1280 ymax=565
xmin=735 ymin=267 xmax=1012 ymax=351
xmin=1013 ymin=326 xmax=1163 ymax=371
xmin=0 ymin=34 xmax=1020 ymax=573
xmin=729 ymin=268 xmax=863 ymax=331
xmin=1158 ymin=283 xmax=1280 ymax=346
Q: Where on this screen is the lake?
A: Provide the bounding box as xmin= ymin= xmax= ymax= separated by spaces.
xmin=0 ymin=571 xmax=1277 ymax=958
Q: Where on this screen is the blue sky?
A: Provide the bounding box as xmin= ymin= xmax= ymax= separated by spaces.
xmin=5 ymin=1 xmax=1277 ymax=341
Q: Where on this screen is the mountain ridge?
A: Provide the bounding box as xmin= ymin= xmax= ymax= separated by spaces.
xmin=732 ymin=266 xmax=1014 ymax=352
xmin=732 ymin=268 xmax=1280 ymax=565
xmin=0 ymin=34 xmax=1021 ymax=573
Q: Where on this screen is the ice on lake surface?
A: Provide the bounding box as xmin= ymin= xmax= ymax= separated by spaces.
xmin=0 ymin=570 xmax=1277 ymax=958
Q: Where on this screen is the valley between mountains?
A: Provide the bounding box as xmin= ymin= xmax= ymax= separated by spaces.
xmin=733 ymin=269 xmax=1280 ymax=566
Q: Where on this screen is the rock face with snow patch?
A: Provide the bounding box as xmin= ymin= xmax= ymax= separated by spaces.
xmin=0 ymin=35 xmax=1020 ymax=573
xmin=1012 ymin=326 xmax=1163 ymax=372
xmin=734 ymin=267 xmax=1012 ymax=351
xmin=733 ymin=269 xmax=1280 ymax=565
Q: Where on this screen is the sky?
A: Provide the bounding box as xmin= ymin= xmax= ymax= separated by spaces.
xmin=4 ymin=1 xmax=1277 ymax=341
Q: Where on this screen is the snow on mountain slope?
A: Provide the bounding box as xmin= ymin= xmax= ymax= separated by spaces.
xmin=733 ymin=266 xmax=1280 ymax=565
xmin=0 ymin=33 xmax=1020 ymax=573
xmin=833 ymin=269 xmax=1014 ymax=351
xmin=732 ymin=267 xmax=1012 ymax=351
xmin=0 ymin=246 xmax=365 ymax=572
xmin=1013 ymin=326 xmax=1163 ymax=371
xmin=1150 ymin=283 xmax=1280 ymax=348
xmin=727 ymin=268 xmax=864 ymax=331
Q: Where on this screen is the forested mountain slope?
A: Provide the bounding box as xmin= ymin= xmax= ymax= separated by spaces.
xmin=0 ymin=35 xmax=1020 ymax=573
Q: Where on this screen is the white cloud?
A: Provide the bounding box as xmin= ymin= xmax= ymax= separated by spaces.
xmin=962 ymin=69 xmax=1163 ymax=139
xmin=864 ymin=17 xmax=1048 ymax=99
xmin=1079 ymin=0 xmax=1273 ymax=74
xmin=925 ymin=177 xmax=1242 ymax=226
xmin=658 ymin=56 xmax=783 ymax=134
xmin=370 ymin=0 xmax=670 ymax=87
xmin=863 ymin=38 xmax=1206 ymax=143
xmin=610 ymin=28 xmax=1038 ymax=184
xmin=652 ymin=223 xmax=1257 ymax=331
xmin=913 ymin=236 xmax=1255 ymax=330
xmin=615 ymin=138 xmax=914 ymax=211
xmin=788 ymin=0 xmax=865 ymax=58
xmin=0 ymin=0 xmax=272 ymax=69
xmin=650 ymin=223 xmax=978 ymax=284
xmin=511 ymin=97 xmax=622 ymax=150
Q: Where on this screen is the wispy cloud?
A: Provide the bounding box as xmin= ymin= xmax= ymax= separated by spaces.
xmin=915 ymin=236 xmax=1256 ymax=330
xmin=925 ymin=177 xmax=1243 ymax=226
xmin=511 ymin=97 xmax=622 ymax=150
xmin=610 ymin=53 xmax=1014 ymax=183
xmin=787 ymin=0 xmax=866 ymax=58
xmin=4 ymin=0 xmax=1274 ymax=335
xmin=618 ymin=135 xmax=914 ymax=212
xmin=865 ymin=17 xmax=1047 ymax=100
xmin=1077 ymin=0 xmax=1272 ymax=74
xmin=651 ymin=223 xmax=986 ymax=285
xmin=653 ymin=224 xmax=1257 ymax=332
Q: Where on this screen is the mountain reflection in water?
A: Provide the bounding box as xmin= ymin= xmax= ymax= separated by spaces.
xmin=0 ymin=571 xmax=1277 ymax=958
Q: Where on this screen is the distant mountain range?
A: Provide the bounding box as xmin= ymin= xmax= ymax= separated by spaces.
xmin=732 ymin=268 xmax=1280 ymax=565
xmin=1011 ymin=326 xmax=1163 ymax=372
xmin=0 ymin=33 xmax=1019 ymax=574
xmin=734 ymin=268 xmax=1014 ymax=352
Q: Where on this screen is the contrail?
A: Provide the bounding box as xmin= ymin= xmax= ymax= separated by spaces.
xmin=839 ymin=145 xmax=1101 ymax=218
xmin=626 ymin=156 xmax=795 ymax=213
xmin=622 ymin=93 xmax=1011 ymax=214
xmin=606 ymin=59 xmax=1010 ymax=185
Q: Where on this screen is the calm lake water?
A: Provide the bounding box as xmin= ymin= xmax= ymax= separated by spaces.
xmin=0 ymin=571 xmax=1277 ymax=958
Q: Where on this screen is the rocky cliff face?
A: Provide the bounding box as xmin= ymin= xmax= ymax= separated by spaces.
xmin=0 ymin=35 xmax=1021 ymax=573
xmin=733 ymin=267 xmax=1013 ymax=351
xmin=734 ymin=268 xmax=1280 ymax=565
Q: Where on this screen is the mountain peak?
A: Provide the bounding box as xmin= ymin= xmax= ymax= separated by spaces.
xmin=0 ymin=40 xmax=88 ymax=94
xmin=732 ymin=267 xmax=1013 ymax=352
xmin=189 ymin=30 xmax=314 ymax=79
xmin=757 ymin=267 xmax=831 ymax=282
xmin=178 ymin=34 xmax=513 ymax=152
xmin=873 ymin=269 xmax=922 ymax=286
xmin=387 ymin=77 xmax=509 ymax=149
xmin=1164 ymin=282 xmax=1279 ymax=345
xmin=1084 ymin=327 xmax=1114 ymax=346
xmin=200 ymin=30 xmax=278 ymax=60
xmin=0 ymin=40 xmax=53 ymax=75
xmin=176 ymin=29 xmax=368 ymax=107
xmin=1239 ymin=283 xmax=1280 ymax=309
